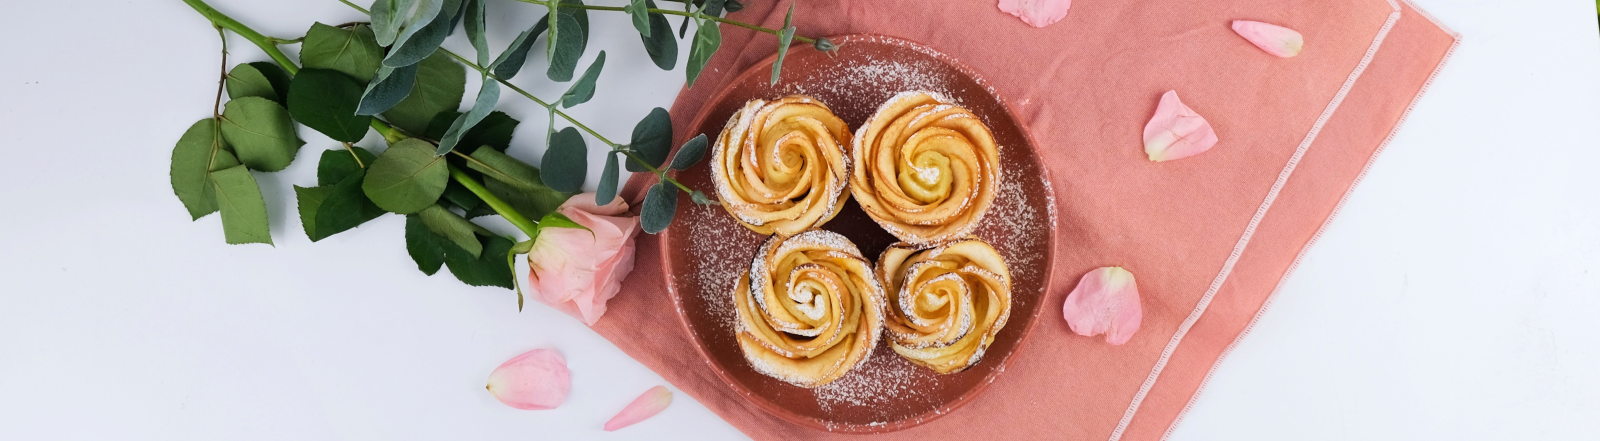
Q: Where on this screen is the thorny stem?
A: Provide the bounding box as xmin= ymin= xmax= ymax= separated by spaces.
xmin=182 ymin=0 xmax=300 ymax=75
xmin=209 ymin=26 xmax=228 ymax=172
xmin=213 ymin=26 xmax=227 ymax=119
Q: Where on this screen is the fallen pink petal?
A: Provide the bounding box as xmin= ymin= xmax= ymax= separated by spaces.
xmin=1063 ymin=266 xmax=1143 ymax=345
xmin=998 ymin=0 xmax=1072 ymax=28
xmin=604 ymin=385 xmax=673 ymax=431
xmin=1232 ymin=20 xmax=1304 ymax=58
xmin=1143 ymin=90 xmax=1219 ymax=162
xmin=485 ymin=349 xmax=571 ymax=410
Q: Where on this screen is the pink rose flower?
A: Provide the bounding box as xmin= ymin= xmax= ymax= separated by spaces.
xmin=527 ymin=193 xmax=642 ymax=325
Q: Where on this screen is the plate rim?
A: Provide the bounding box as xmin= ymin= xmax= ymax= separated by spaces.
xmin=658 ymin=33 xmax=1060 ymax=434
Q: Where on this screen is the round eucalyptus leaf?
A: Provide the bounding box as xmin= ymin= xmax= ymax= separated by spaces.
xmin=539 ymin=127 xmax=587 ymax=193
xmin=640 ymin=182 xmax=678 ymax=234
xmin=628 ymin=107 xmax=671 ymax=172
xmin=596 ymin=152 xmax=619 ymax=206
xmin=669 ymin=133 xmax=708 ymax=171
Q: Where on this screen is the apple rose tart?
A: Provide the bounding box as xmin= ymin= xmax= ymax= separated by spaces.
xmin=732 ymin=230 xmax=886 ymax=388
xmin=711 ymin=96 xmax=853 ymax=236
xmin=876 ymin=237 xmax=1012 ymax=374
xmin=852 ymin=91 xmax=1001 ymax=246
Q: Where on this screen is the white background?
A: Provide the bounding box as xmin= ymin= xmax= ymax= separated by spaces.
xmin=1 ymin=0 xmax=1596 ymax=439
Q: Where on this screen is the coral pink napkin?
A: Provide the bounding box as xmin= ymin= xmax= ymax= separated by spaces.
xmin=603 ymin=1 xmax=1458 ymax=439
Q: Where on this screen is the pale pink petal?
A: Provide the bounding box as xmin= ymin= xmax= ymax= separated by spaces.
xmin=1232 ymin=20 xmax=1303 ymax=58
xmin=998 ymin=0 xmax=1072 ymax=28
xmin=527 ymin=199 xmax=642 ymax=326
xmin=1062 ymin=267 xmax=1143 ymax=345
xmin=1143 ymin=90 xmax=1219 ymax=162
xmin=528 ymin=227 xmax=598 ymax=304
xmin=559 ymin=192 xmax=630 ymax=216
xmin=486 ymin=349 xmax=571 ymax=410
xmin=604 ymin=385 xmax=673 ymax=431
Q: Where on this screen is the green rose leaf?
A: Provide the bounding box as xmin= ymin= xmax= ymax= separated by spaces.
xmin=220 ymin=96 xmax=304 ymax=172
xmin=669 ymin=133 xmax=708 ymax=171
xmin=404 ymin=214 xmax=447 ymax=275
xmin=540 ymin=127 xmax=587 ymax=193
xmin=384 ymin=0 xmax=458 ymax=68
xmin=442 ymin=234 xmax=514 ymax=289
xmin=628 ymin=107 xmax=672 ymax=172
xmin=171 ymin=119 xmax=230 ymax=220
xmin=362 ymin=138 xmax=449 ymax=214
xmin=382 ymin=52 xmax=466 ymax=135
xmin=467 ymin=149 xmax=544 ymax=190
xmin=419 ymin=204 xmax=487 ymax=258
xmin=686 ymin=16 xmax=721 ymax=88
xmin=436 ymin=81 xmax=501 ymax=155
xmin=490 ymin=15 xmax=549 ymax=80
xmin=561 ymin=51 xmax=605 ymax=108
xmin=487 ymin=179 xmax=564 ymax=221
xmin=287 ymin=68 xmax=373 ymax=143
xmin=546 ymin=12 xmax=585 ymax=82
xmin=294 ymin=185 xmax=334 ymax=240
xmin=211 ymin=165 xmax=273 ymax=245
xmin=312 ymin=169 xmax=387 ymax=240
xmin=638 ymin=0 xmax=677 ymax=70
xmin=771 ymin=5 xmax=796 ymax=86
xmin=426 ymin=111 xmax=519 ymax=152
xmin=356 ymin=63 xmax=419 ymax=116
xmin=317 ymin=147 xmax=377 ymax=186
xmin=467 ymin=148 xmax=570 ymax=219
xmin=301 ymin=23 xmax=384 ymax=83
xmin=225 ymin=62 xmax=290 ymax=105
xmin=640 ymin=181 xmax=678 ymax=234
xmin=596 ymin=151 xmax=619 ymax=206
xmin=442 ymin=182 xmax=482 ymax=211
xmin=625 ymin=0 xmax=650 ymax=37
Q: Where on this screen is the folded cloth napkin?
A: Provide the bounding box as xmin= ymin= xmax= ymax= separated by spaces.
xmin=602 ymin=0 xmax=1458 ymax=439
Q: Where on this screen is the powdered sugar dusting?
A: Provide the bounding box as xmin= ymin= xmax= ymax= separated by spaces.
xmin=814 ymin=339 xmax=940 ymax=414
xmin=665 ymin=34 xmax=1057 ymax=431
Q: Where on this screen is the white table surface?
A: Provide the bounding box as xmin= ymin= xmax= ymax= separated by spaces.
xmin=2 ymin=1 xmax=1597 ymax=439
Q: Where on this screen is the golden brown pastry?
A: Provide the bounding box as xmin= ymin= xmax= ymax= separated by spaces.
xmin=875 ymin=237 xmax=1011 ymax=374
xmin=711 ymin=96 xmax=853 ymax=236
xmin=851 ymin=91 xmax=1001 ymax=246
xmin=732 ymin=230 xmax=885 ymax=387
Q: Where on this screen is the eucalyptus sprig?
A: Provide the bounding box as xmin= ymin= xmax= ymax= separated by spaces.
xmin=171 ymin=0 xmax=819 ymax=302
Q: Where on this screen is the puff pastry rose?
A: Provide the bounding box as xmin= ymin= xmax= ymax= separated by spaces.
xmin=732 ymin=230 xmax=886 ymax=387
xmin=852 ymin=91 xmax=1001 ymax=246
xmin=876 ymin=237 xmax=1012 ymax=374
xmin=712 ymin=96 xmax=853 ymax=236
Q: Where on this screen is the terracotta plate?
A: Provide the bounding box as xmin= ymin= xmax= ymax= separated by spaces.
xmin=659 ymin=34 xmax=1058 ymax=433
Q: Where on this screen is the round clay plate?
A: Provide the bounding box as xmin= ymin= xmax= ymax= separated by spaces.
xmin=659 ymin=34 xmax=1058 ymax=433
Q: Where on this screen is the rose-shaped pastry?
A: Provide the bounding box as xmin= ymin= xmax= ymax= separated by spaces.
xmin=852 ymin=91 xmax=1001 ymax=246
xmin=712 ymin=95 xmax=853 ymax=236
xmin=732 ymin=230 xmax=885 ymax=387
xmin=876 ymin=237 xmax=1012 ymax=374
